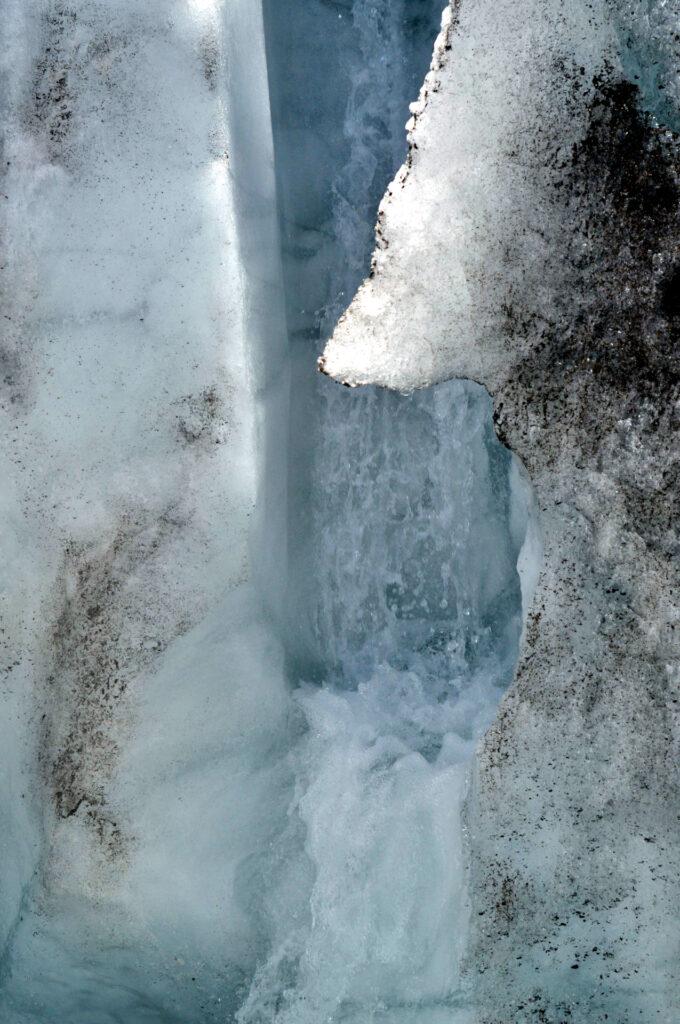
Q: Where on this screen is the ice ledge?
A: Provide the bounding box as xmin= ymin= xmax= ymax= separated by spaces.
xmin=318 ymin=2 xmax=458 ymax=392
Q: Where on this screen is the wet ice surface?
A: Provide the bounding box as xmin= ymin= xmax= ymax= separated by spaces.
xmin=0 ymin=0 xmax=528 ymax=1021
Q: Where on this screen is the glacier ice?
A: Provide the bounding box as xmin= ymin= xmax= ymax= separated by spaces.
xmin=0 ymin=0 xmax=290 ymax=1019
xmin=322 ymin=0 xmax=680 ymax=1020
xmin=6 ymin=0 xmax=677 ymax=1019
xmin=0 ymin=0 xmax=528 ymax=1017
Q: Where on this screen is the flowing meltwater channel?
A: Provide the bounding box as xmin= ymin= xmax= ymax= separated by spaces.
xmin=243 ymin=2 xmax=537 ymax=1021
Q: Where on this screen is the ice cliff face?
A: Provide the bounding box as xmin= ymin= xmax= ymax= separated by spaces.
xmin=322 ymin=1 xmax=680 ymax=1020
xmin=0 ymin=1 xmax=290 ymax=1019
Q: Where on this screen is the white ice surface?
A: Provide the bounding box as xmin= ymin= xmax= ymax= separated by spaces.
xmin=0 ymin=0 xmax=289 ymax=1019
xmin=320 ymin=0 xmax=623 ymax=390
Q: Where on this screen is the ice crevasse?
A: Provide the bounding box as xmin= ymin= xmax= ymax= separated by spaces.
xmin=1 ymin=0 xmax=679 ymax=1022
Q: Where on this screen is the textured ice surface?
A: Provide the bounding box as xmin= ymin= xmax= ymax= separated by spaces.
xmin=322 ymin=0 xmax=680 ymax=1020
xmin=0 ymin=0 xmax=289 ymax=1019
xmin=321 ymin=0 xmax=680 ymax=392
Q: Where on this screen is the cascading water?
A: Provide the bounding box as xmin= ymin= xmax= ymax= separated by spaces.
xmin=242 ymin=3 xmax=531 ymax=1020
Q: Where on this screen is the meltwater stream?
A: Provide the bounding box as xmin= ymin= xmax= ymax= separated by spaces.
xmin=242 ymin=2 xmax=531 ymax=1021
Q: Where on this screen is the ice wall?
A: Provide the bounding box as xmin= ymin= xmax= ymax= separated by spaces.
xmin=321 ymin=0 xmax=680 ymax=1019
xmin=0 ymin=1 xmax=289 ymax=1020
